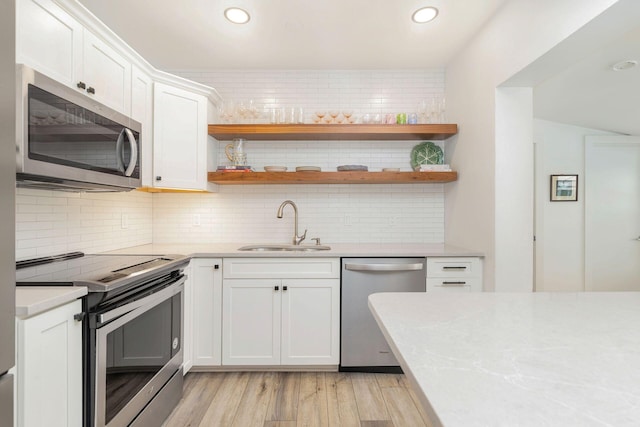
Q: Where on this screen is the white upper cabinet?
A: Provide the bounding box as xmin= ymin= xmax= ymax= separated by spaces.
xmin=16 ymin=0 xmax=221 ymax=191
xmin=81 ymin=30 xmax=131 ymax=114
xmin=16 ymin=0 xmax=132 ymax=114
xmin=153 ymin=83 xmax=209 ymax=191
xmin=16 ymin=0 xmax=83 ymax=87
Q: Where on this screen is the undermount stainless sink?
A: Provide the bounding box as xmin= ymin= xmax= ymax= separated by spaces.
xmin=238 ymin=244 xmax=331 ymax=252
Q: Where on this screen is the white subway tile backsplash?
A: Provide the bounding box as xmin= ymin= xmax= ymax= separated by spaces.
xmin=15 ymin=188 xmax=152 ymax=260
xmin=152 ymin=184 xmax=444 ymax=245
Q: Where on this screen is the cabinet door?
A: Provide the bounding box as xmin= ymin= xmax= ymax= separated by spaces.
xmin=16 ymin=300 xmax=82 ymax=427
xmin=191 ymin=258 xmax=223 ymax=367
xmin=222 ymin=279 xmax=281 ymax=365
xmin=82 ymin=30 xmax=132 ymax=114
xmin=16 ymin=0 xmax=83 ymax=87
xmin=153 ymin=83 xmax=208 ymax=190
xmin=280 ymin=279 xmax=340 ymax=365
xmin=131 ymin=66 xmax=154 ymax=187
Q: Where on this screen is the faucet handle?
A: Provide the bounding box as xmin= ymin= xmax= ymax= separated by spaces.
xmin=300 ymin=229 xmax=308 ymax=241
xmin=311 ymin=237 xmax=321 ymax=246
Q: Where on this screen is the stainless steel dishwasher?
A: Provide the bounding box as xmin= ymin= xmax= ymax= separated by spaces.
xmin=340 ymin=258 xmax=426 ymax=372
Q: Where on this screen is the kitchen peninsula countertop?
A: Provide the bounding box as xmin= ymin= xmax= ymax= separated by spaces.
xmin=368 ymin=292 xmax=640 ymax=427
xmin=103 ymin=243 xmax=483 ymax=258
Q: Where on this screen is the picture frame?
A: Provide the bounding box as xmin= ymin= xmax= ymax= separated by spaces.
xmin=550 ymin=174 xmax=578 ymax=201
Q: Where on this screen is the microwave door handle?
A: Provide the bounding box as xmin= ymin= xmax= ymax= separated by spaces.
xmin=115 ymin=129 xmax=126 ymax=173
xmin=123 ymin=128 xmax=138 ymax=177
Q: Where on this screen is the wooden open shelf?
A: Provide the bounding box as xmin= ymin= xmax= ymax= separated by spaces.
xmin=208 ymin=123 xmax=458 ymax=141
xmin=207 ymin=171 xmax=457 ymax=185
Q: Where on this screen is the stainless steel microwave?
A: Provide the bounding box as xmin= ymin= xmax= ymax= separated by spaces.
xmin=15 ymin=65 xmax=142 ymax=192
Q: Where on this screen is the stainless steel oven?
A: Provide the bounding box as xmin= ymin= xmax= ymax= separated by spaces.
xmin=16 ymin=64 xmax=141 ymax=192
xmin=90 ymin=274 xmax=184 ymax=427
xmin=17 ymin=252 xmax=189 ymax=427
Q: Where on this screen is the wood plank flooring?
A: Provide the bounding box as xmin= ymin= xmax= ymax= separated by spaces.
xmin=163 ymin=372 xmax=432 ymax=427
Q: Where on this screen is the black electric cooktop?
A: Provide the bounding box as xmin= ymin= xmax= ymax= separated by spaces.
xmin=16 ymin=252 xmax=189 ymax=293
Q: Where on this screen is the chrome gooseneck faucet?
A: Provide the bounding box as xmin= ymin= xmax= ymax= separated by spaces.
xmin=277 ymin=200 xmax=307 ymax=245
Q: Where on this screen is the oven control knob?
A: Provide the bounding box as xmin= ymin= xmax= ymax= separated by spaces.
xmin=172 ymin=337 xmax=179 ymax=350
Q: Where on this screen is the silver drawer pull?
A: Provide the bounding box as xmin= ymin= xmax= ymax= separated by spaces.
xmin=442 ymin=266 xmax=467 ymax=270
xmin=441 ymin=281 xmax=467 ymax=286
xmin=345 ymin=263 xmax=423 ymax=272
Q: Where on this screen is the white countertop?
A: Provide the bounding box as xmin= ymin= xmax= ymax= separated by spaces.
xmin=368 ymin=292 xmax=640 ymax=427
xmin=16 ymin=286 xmax=87 ymax=318
xmin=103 ymin=242 xmax=483 ymax=258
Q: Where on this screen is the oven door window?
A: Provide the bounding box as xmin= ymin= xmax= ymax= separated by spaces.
xmin=102 ymin=295 xmax=181 ymax=425
xmin=27 ymin=84 xmax=140 ymax=178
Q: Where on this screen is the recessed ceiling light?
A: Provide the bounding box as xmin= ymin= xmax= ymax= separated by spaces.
xmin=611 ymin=60 xmax=638 ymax=71
xmin=412 ymin=7 xmax=439 ymax=24
xmin=224 ymin=7 xmax=250 ymax=24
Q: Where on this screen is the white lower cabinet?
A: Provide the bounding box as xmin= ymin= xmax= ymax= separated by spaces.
xmin=189 ymin=258 xmax=223 ymax=368
xmin=222 ymin=258 xmax=340 ymax=367
xmin=15 ymin=299 xmax=82 ymax=427
xmin=426 ymin=257 xmax=483 ymax=292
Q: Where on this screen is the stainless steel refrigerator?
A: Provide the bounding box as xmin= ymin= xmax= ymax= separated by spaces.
xmin=0 ymin=1 xmax=16 ymax=426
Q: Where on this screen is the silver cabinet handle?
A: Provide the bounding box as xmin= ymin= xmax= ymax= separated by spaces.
xmin=442 ymin=266 xmax=467 ymax=270
xmin=345 ymin=263 xmax=423 ymax=272
xmin=441 ymin=281 xmax=467 ymax=287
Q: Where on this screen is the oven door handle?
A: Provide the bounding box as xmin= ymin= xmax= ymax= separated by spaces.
xmin=97 ymin=275 xmax=185 ymax=325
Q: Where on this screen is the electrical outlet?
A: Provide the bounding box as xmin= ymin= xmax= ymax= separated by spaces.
xmin=121 ymin=213 xmax=129 ymax=229
xmin=344 ymin=214 xmax=352 ymax=226
xmin=193 ymin=214 xmax=201 ymax=226
xmin=389 ymin=216 xmax=397 ymax=226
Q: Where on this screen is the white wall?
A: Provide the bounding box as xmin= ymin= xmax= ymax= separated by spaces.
xmin=534 ymin=119 xmax=618 ymax=291
xmin=15 ymin=188 xmax=152 ymax=260
xmin=445 ymin=0 xmax=620 ymax=291
xmin=154 ymin=69 xmax=449 ymax=245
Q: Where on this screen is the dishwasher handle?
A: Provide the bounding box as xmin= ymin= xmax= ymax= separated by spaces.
xmin=344 ymin=262 xmax=424 ymax=272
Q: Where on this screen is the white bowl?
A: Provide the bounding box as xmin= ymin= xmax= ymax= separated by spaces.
xmin=264 ymin=166 xmax=287 ymax=172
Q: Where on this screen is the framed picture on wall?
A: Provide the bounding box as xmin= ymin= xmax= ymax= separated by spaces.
xmin=550 ymin=174 xmax=578 ymax=201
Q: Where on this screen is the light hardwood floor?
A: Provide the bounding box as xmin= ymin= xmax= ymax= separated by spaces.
xmin=163 ymin=372 xmax=432 ymax=427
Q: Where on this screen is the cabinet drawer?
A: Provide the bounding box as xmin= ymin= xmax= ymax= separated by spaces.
xmin=223 ymin=258 xmax=340 ymax=279
xmin=427 ymin=257 xmax=482 ymax=278
xmin=427 ymin=278 xmax=482 ymax=292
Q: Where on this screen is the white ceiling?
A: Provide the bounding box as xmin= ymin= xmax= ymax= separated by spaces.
xmin=502 ymin=0 xmax=640 ymax=137
xmin=533 ymin=25 xmax=640 ymax=136
xmin=78 ymin=0 xmax=507 ymax=70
